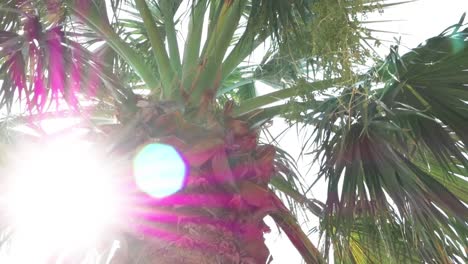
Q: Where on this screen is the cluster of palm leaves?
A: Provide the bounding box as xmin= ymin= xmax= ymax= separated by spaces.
xmin=0 ymin=0 xmax=467 ymax=263
xmin=304 ymin=22 xmax=468 ymax=263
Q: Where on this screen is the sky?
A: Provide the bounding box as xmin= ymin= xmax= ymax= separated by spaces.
xmin=263 ymin=0 xmax=468 ymax=263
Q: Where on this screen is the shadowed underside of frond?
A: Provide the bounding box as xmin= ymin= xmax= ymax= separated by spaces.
xmin=305 ymin=25 xmax=468 ymax=264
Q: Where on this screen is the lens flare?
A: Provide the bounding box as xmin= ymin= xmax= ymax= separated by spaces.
xmin=133 ymin=143 xmax=187 ymax=198
xmin=3 ymin=138 xmax=118 ymax=262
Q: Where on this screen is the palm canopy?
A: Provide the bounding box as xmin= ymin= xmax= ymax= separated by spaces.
xmin=304 ymin=24 xmax=468 ymax=263
xmin=0 ymin=0 xmax=467 ymax=263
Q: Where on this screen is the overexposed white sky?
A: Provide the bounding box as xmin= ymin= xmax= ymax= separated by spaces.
xmin=263 ymin=0 xmax=468 ymax=263
xmin=369 ymin=0 xmax=468 ymax=51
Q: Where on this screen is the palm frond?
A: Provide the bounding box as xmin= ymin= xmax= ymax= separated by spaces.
xmin=303 ymin=20 xmax=468 ymax=263
xmin=0 ymin=12 xmax=133 ymax=114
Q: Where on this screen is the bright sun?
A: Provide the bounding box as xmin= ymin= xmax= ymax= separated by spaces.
xmin=2 ymin=137 xmax=118 ymax=262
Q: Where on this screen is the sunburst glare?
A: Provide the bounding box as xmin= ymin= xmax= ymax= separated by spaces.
xmin=2 ymin=137 xmax=118 ymax=262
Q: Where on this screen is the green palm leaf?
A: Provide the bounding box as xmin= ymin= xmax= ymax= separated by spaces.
xmin=307 ymin=21 xmax=468 ymax=263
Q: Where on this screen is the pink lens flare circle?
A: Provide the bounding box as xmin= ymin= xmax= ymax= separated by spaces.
xmin=133 ymin=143 xmax=188 ymax=199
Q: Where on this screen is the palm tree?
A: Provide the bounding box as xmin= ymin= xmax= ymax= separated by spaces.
xmin=0 ymin=0 xmax=467 ymax=263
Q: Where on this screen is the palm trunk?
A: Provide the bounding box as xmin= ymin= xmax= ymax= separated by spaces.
xmin=113 ymin=214 xmax=270 ymax=263
xmin=108 ymin=101 xmax=276 ymax=264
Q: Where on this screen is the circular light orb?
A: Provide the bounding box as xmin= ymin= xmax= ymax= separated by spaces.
xmin=133 ymin=143 xmax=187 ymax=198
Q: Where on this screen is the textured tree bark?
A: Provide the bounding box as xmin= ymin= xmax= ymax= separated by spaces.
xmin=113 ymin=217 xmax=270 ymax=263
xmin=108 ymin=101 xmax=276 ymax=264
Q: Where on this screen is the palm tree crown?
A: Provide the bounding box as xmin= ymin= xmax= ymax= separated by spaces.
xmin=0 ymin=0 xmax=467 ymax=263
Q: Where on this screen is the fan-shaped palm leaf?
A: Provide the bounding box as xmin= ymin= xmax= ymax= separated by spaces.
xmin=306 ymin=21 xmax=468 ymax=263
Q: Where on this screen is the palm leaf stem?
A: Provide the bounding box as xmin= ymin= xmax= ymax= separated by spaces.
xmin=189 ymin=0 xmax=247 ymax=105
xmin=271 ymin=176 xmax=323 ymax=216
xmin=233 ymin=78 xmax=340 ymax=116
xmin=135 ymin=0 xmax=175 ymax=98
xmin=68 ymin=0 xmax=159 ymax=92
xmin=159 ymin=0 xmax=182 ymax=74
xmin=181 ymin=0 xmax=207 ymax=96
xmin=221 ymin=1 xmax=269 ymax=80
